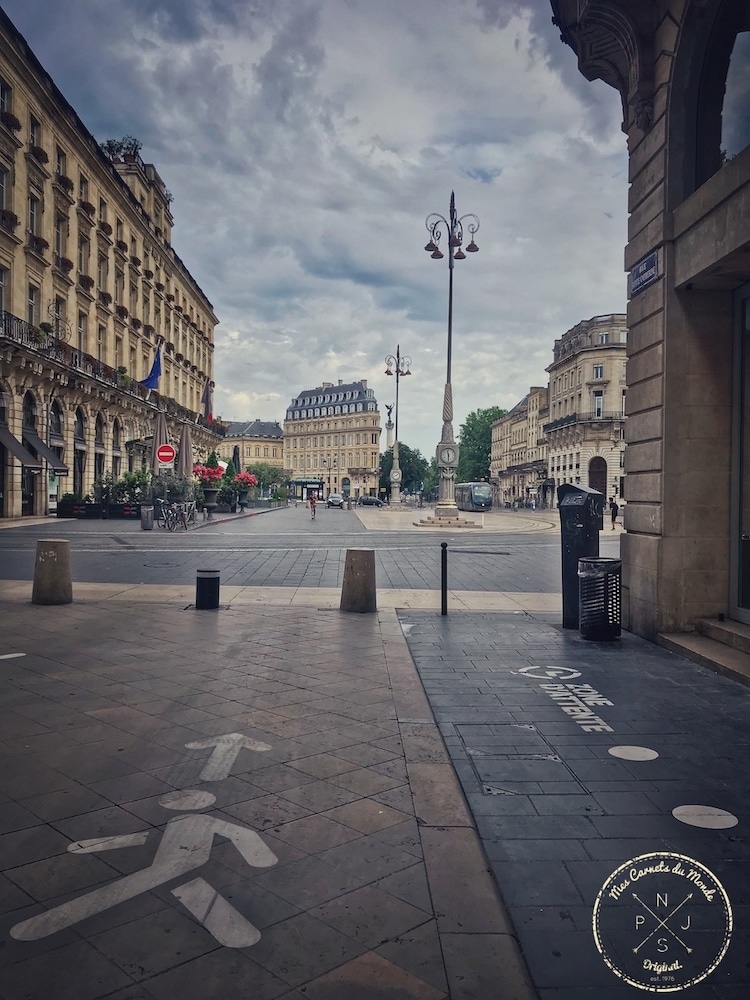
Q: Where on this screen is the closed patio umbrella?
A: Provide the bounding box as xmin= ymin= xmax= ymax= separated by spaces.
xmin=177 ymin=423 xmax=194 ymax=480
xmin=150 ymin=410 xmax=170 ymax=475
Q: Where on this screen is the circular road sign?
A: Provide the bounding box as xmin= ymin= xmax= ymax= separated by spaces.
xmin=156 ymin=444 xmax=176 ymax=464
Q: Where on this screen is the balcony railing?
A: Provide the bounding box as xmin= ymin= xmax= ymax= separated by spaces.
xmin=544 ymin=411 xmax=625 ymax=432
xmin=0 ymin=308 xmax=223 ymax=434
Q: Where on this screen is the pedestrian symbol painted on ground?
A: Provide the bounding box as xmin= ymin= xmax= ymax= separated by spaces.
xmin=186 ymin=732 xmax=272 ymax=781
xmin=10 ymin=790 xmax=278 ymax=948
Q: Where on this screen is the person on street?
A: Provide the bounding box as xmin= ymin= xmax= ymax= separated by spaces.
xmin=309 ymin=492 xmax=317 ymax=520
xmin=609 ymin=497 xmax=619 ymax=530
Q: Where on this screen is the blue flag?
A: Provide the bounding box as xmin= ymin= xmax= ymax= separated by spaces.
xmin=140 ymin=345 xmax=162 ymax=390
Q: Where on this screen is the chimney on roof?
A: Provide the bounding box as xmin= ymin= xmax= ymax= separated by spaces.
xmin=361 ymin=380 xmax=367 ymax=389
xmin=338 ymin=379 xmax=343 ymax=385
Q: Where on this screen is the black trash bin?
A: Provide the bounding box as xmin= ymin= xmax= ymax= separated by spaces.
xmin=578 ymin=557 xmax=621 ymax=640
xmin=558 ymin=483 xmax=604 ymax=629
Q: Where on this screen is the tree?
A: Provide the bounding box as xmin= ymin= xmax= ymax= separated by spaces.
xmin=456 ymin=406 xmax=506 ymax=482
xmin=379 ymin=443 xmax=429 ymax=496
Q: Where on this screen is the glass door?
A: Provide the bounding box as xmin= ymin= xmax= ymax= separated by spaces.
xmin=731 ymin=284 xmax=750 ymax=622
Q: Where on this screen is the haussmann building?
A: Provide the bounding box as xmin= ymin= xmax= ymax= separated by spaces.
xmin=551 ymin=1 xmax=750 ymax=658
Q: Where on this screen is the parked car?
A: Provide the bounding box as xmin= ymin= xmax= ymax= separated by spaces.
xmin=326 ymin=493 xmax=344 ymax=508
xmin=358 ymin=495 xmax=385 ymax=507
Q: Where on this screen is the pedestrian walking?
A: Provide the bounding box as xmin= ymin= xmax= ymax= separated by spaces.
xmin=609 ymin=497 xmax=619 ymax=530
xmin=309 ymin=492 xmax=317 ymax=520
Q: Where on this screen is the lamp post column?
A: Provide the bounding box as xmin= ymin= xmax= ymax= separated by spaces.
xmin=385 ymin=346 xmax=411 ymax=507
xmin=425 ymin=192 xmax=479 ymax=519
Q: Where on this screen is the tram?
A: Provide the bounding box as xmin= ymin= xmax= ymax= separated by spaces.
xmin=455 ymin=481 xmax=493 ymax=512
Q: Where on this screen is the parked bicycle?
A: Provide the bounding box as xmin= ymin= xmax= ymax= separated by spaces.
xmin=155 ymin=497 xmax=197 ymax=531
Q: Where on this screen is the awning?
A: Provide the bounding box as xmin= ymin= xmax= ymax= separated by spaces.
xmin=0 ymin=424 xmax=42 ymax=471
xmin=23 ymin=429 xmax=69 ymax=475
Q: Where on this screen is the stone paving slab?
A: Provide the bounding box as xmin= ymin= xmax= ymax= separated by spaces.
xmin=0 ymin=593 xmax=536 ymax=1000
xmin=400 ymin=611 xmax=749 ymax=999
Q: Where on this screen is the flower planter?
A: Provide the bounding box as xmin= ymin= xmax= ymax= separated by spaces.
xmin=202 ymin=487 xmax=220 ymax=519
xmin=57 ymin=502 xmax=103 ymax=518
xmin=107 ymin=503 xmax=142 ymax=519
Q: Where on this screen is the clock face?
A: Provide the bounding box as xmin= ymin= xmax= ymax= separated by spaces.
xmin=440 ymin=447 xmax=456 ymax=465
xmin=390 ymin=469 xmax=402 ymax=482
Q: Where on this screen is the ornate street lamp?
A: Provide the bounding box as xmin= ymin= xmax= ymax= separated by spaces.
xmin=425 ymin=191 xmax=479 ymax=518
xmin=384 ymin=345 xmax=411 ymax=505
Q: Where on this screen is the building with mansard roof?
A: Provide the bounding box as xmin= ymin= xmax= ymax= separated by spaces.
xmin=283 ymin=379 xmax=382 ymax=499
xmin=223 ymin=420 xmax=284 ymax=470
xmin=0 ymin=8 xmax=222 ymax=517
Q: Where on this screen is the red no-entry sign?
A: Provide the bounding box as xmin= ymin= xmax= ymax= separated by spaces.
xmin=156 ymin=444 xmax=176 ymax=464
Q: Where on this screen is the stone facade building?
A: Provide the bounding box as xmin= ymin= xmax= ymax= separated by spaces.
xmin=491 ymin=387 xmax=549 ymax=507
xmin=0 ymin=9 xmax=220 ymax=517
xmin=223 ymin=421 xmax=284 ymax=470
xmin=551 ymin=0 xmax=750 ymax=640
xmin=284 ymin=380 xmax=381 ymax=499
xmin=545 ymin=315 xmax=627 ymax=504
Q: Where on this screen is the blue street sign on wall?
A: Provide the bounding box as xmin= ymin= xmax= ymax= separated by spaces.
xmin=629 ymin=250 xmax=659 ymax=297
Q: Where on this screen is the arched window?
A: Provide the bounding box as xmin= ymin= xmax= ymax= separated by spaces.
xmin=675 ymin=0 xmax=750 ymax=198
xmin=50 ymin=401 xmax=64 ymax=438
xmin=22 ymin=391 xmax=37 ymax=430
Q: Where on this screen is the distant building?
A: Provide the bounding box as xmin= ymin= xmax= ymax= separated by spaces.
xmin=491 ymin=387 xmax=549 ymax=506
xmin=544 ymin=315 xmax=627 ymax=503
xmin=223 ymin=421 xmax=283 ymax=470
xmin=0 ymin=8 xmax=221 ymax=518
xmin=284 ymin=380 xmax=382 ymax=499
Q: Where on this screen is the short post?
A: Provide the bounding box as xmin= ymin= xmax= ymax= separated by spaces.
xmin=340 ymin=549 xmax=376 ymax=613
xmin=195 ymin=569 xmax=220 ymax=610
xmin=32 ymin=539 xmax=73 ymax=605
xmin=441 ymin=541 xmax=448 ymax=616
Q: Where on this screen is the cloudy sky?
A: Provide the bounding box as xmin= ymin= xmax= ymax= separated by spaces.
xmin=3 ymin=0 xmax=629 ymax=458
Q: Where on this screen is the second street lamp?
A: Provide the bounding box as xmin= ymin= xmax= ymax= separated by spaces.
xmin=425 ymin=191 xmax=479 ymax=519
xmin=385 ymin=346 xmax=411 ymax=506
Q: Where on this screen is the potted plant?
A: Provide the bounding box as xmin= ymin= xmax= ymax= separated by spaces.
xmin=193 ymin=459 xmax=223 ymax=518
xmin=234 ymin=471 xmax=258 ymax=509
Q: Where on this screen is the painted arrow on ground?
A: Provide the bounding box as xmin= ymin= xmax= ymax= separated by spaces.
xmin=185 ymin=733 xmax=272 ymax=782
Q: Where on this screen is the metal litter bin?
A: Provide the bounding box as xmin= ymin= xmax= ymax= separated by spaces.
xmin=578 ymin=557 xmax=621 ymax=640
xmin=140 ymin=505 xmax=154 ymax=531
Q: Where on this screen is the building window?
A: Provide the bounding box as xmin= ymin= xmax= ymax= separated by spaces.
xmin=593 ymin=391 xmax=603 ymax=418
xmin=78 ymin=235 xmax=90 ymax=275
xmin=27 ymin=284 xmax=38 ymax=325
xmin=593 ymin=364 xmax=603 ymax=379
xmin=56 ymin=146 xmax=66 ymax=178
xmin=97 ymin=324 xmax=105 ymax=361
xmin=54 ymin=214 xmax=66 ymax=259
xmin=0 ymin=78 xmax=11 ymax=112
xmin=599 ymin=332 xmax=609 ymax=345
xmin=79 ymin=173 xmax=88 ymax=201
xmin=29 ymin=115 xmax=41 ymax=147
xmin=0 ymin=165 xmax=7 ymax=210
xmin=621 ymin=389 xmax=627 ymax=415
xmin=77 ymin=312 xmax=87 ymax=354
xmin=28 ymin=193 xmax=40 ymax=235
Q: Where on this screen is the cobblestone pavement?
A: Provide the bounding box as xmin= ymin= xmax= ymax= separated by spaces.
xmin=400 ymin=611 xmax=749 ymax=999
xmin=0 ymin=586 xmax=537 ymax=1000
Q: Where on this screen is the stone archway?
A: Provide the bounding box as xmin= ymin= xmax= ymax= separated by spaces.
xmin=588 ymin=456 xmax=607 ymax=497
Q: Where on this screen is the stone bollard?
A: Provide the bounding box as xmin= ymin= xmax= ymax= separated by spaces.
xmin=32 ymin=539 xmax=73 ymax=605
xmin=340 ymin=549 xmax=376 ymax=613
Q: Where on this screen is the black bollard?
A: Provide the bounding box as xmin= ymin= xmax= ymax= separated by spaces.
xmin=195 ymin=569 xmax=220 ymax=609
xmin=441 ymin=542 xmax=448 ymax=616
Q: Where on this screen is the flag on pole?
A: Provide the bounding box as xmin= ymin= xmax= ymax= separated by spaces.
xmin=201 ymin=377 xmax=213 ymax=421
xmin=140 ymin=344 xmax=162 ymax=390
